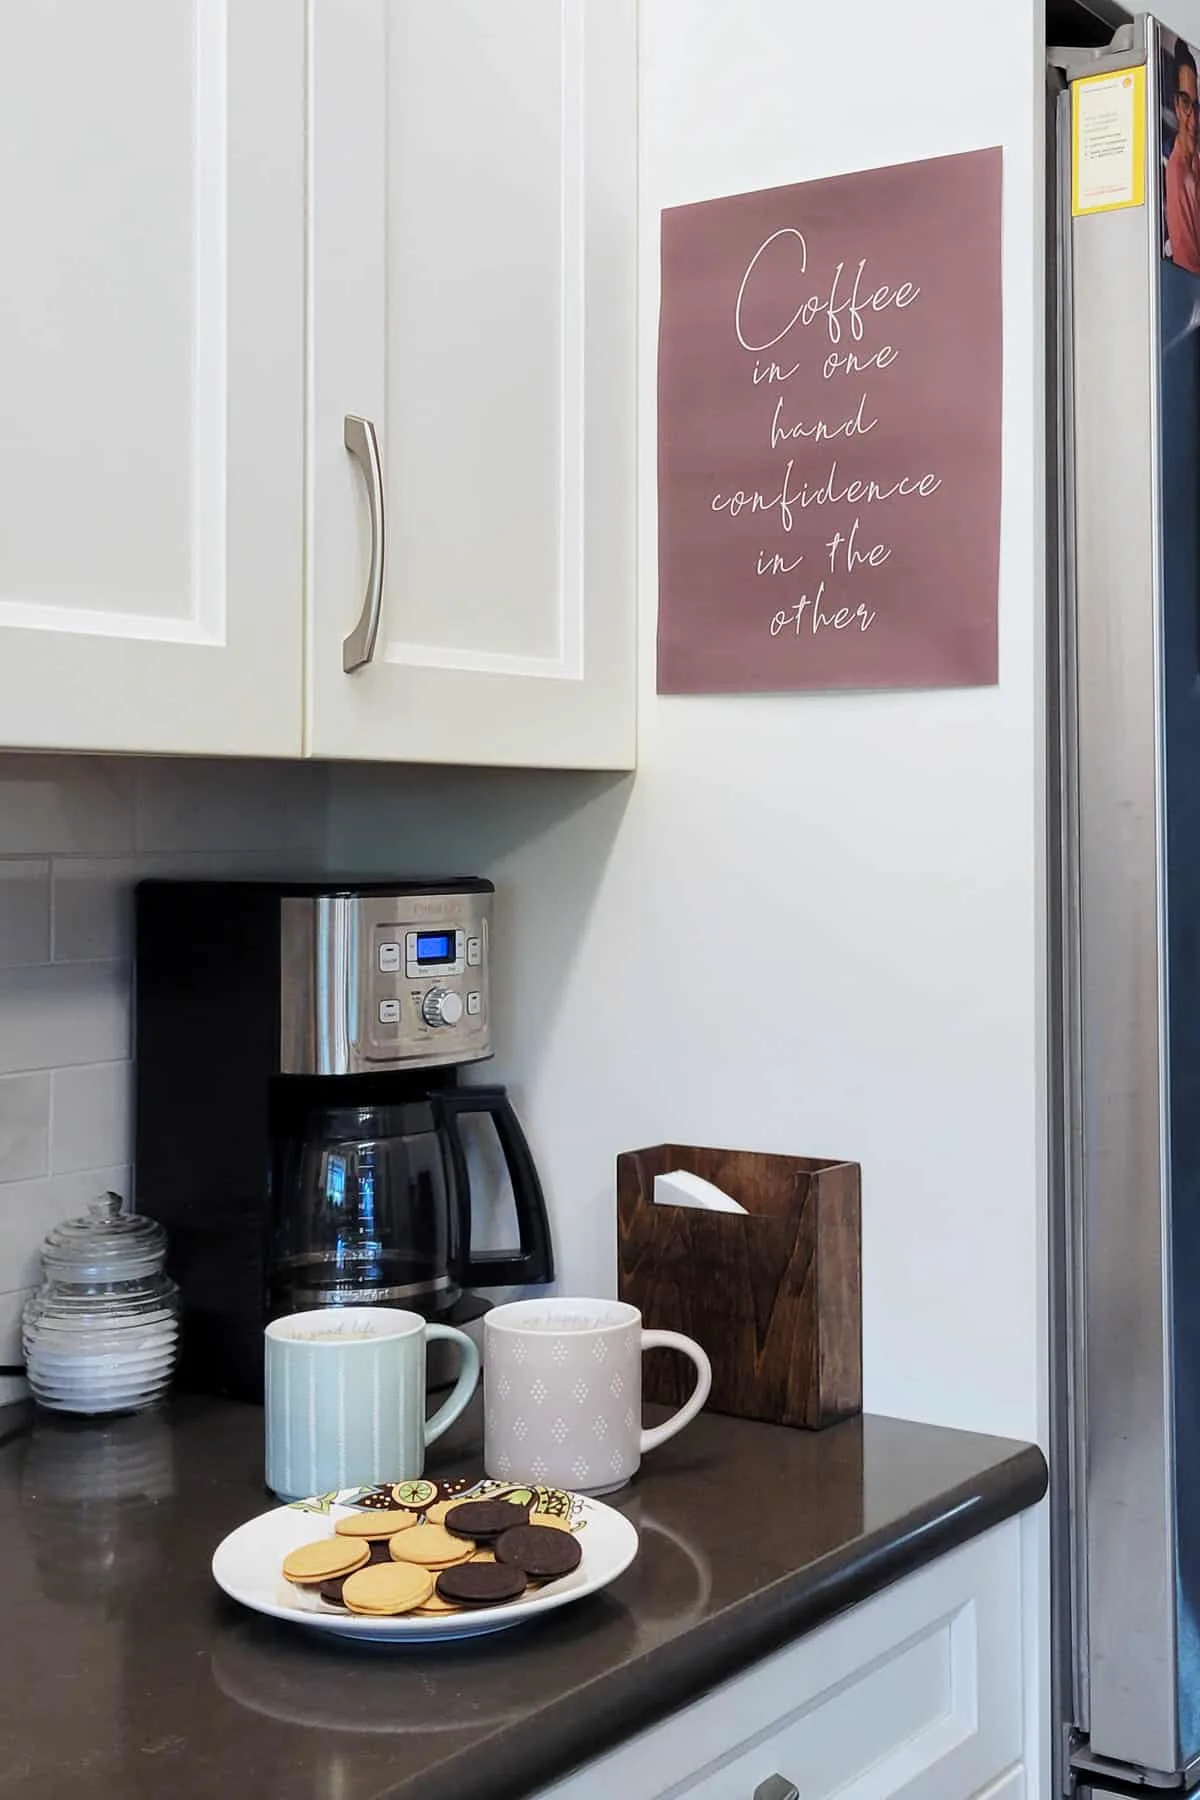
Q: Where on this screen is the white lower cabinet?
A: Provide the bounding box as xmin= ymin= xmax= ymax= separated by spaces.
xmin=536 ymin=1520 xmax=1025 ymax=1800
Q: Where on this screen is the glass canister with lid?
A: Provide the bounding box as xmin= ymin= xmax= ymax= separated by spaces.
xmin=22 ymin=1192 xmax=180 ymax=1415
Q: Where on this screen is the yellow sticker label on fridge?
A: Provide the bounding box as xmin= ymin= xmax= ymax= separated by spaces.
xmin=1072 ymin=65 xmax=1146 ymax=216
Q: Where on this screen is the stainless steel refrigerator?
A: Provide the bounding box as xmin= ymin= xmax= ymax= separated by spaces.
xmin=1051 ymin=11 xmax=1200 ymax=1790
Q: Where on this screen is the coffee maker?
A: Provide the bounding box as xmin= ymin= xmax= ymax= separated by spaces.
xmin=134 ymin=878 xmax=553 ymax=1400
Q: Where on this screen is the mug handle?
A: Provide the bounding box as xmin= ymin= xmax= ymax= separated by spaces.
xmin=639 ymin=1330 xmax=713 ymax=1454
xmin=422 ymin=1324 xmax=481 ymax=1447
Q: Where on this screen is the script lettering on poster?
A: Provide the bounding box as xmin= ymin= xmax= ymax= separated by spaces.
xmin=656 ymin=148 xmax=1002 ymax=694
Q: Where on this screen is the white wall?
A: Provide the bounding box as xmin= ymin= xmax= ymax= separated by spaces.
xmin=332 ymin=0 xmax=1048 ymax=1447
xmin=0 ymin=0 xmax=1051 ymax=1447
xmin=332 ymin=17 xmax=1049 ymax=1785
xmin=1168 ymin=2 xmax=1200 ymax=46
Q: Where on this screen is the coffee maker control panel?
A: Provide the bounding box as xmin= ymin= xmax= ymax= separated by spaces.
xmin=280 ymin=886 xmax=492 ymax=1075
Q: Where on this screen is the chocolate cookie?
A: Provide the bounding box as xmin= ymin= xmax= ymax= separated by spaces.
xmin=494 ymin=1524 xmax=582 ymax=1580
xmin=413 ymin=1589 xmax=463 ymax=1615
xmin=435 ymin=1562 xmax=528 ymax=1607
xmin=318 ymin=1576 xmax=350 ymax=1607
xmin=424 ymin=1481 xmax=476 ymax=1524
xmin=443 ymin=1498 xmax=532 ymax=1541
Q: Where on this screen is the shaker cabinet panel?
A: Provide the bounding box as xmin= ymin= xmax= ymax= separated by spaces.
xmin=0 ymin=0 xmax=304 ymax=756
xmin=307 ymin=0 xmax=636 ymax=768
xmin=536 ymin=1520 xmax=1025 ymax=1800
xmin=0 ymin=1 xmax=633 ymax=769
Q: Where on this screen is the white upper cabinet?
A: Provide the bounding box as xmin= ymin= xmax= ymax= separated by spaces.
xmin=0 ymin=1 xmax=304 ymax=756
xmin=307 ymin=0 xmax=637 ymax=769
xmin=0 ymin=3 xmax=633 ymax=769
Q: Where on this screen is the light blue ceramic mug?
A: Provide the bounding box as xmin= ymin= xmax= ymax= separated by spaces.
xmin=264 ymin=1307 xmax=480 ymax=1500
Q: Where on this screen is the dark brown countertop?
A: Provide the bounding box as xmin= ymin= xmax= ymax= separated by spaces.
xmin=0 ymin=1396 xmax=1046 ymax=1800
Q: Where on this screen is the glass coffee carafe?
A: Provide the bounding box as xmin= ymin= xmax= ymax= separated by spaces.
xmin=267 ymin=1085 xmax=551 ymax=1321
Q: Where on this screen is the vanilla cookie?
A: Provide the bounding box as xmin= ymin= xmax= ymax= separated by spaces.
xmin=388 ymin=1523 xmax=473 ymax=1569
xmin=282 ymin=1536 xmax=370 ymax=1586
xmin=342 ymin=1561 xmax=434 ymax=1616
xmin=334 ymin=1510 xmax=417 ymax=1540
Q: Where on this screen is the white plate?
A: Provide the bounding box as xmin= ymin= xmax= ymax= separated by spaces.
xmin=211 ymin=1481 xmax=639 ymax=1644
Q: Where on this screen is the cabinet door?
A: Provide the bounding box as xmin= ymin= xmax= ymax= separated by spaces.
xmin=308 ymin=0 xmax=636 ymax=769
xmin=536 ymin=1520 xmax=1025 ymax=1800
xmin=0 ymin=1 xmax=304 ymax=756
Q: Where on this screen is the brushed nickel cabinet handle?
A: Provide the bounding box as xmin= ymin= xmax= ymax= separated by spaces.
xmin=754 ymin=1780 xmax=799 ymax=1800
xmin=342 ymin=414 xmax=385 ymax=672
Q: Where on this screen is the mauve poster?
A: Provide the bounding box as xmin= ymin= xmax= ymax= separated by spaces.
xmin=656 ymin=147 xmax=1003 ymax=694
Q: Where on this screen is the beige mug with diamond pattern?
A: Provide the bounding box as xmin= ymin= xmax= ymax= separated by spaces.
xmin=483 ymin=1297 xmax=712 ymax=1495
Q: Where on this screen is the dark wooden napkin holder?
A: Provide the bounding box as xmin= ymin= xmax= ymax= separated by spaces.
xmin=617 ymin=1142 xmax=861 ymax=1430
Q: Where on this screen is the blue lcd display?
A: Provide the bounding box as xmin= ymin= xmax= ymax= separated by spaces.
xmin=415 ymin=931 xmax=454 ymax=964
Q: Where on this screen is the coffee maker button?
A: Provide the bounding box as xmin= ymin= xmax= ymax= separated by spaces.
xmin=466 ymin=991 xmax=482 ymax=1017
xmin=378 ymin=998 xmax=401 ymax=1025
xmin=378 ymin=943 xmax=401 ymax=973
xmin=466 ymin=937 xmax=482 ymax=966
xmin=421 ymin=988 xmax=464 ymax=1028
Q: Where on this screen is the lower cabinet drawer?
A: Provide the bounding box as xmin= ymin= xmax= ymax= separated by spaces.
xmin=537 ymin=1518 xmax=1025 ymax=1800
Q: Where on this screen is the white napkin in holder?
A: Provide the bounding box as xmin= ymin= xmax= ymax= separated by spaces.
xmin=652 ymin=1169 xmax=747 ymax=1214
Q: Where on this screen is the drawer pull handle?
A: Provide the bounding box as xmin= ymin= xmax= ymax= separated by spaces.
xmin=342 ymin=414 xmax=386 ymax=672
xmin=754 ymin=1781 xmax=799 ymax=1800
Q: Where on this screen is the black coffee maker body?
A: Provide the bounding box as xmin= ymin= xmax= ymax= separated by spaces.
xmin=134 ymin=878 xmax=553 ymax=1400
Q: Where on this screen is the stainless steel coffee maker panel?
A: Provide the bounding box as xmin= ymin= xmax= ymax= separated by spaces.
xmin=280 ymin=891 xmax=492 ymax=1075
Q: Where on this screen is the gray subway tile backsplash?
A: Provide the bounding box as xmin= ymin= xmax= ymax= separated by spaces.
xmin=0 ymin=1073 xmax=50 ymax=1184
xmin=0 ymin=1163 xmax=131 ymax=1294
xmin=0 ymin=962 xmax=131 ymax=1075
xmin=0 ymin=1287 xmax=32 ymax=1407
xmin=50 ymin=1061 xmax=131 ymax=1176
xmin=133 ymin=758 xmax=328 ymax=855
xmin=0 ymin=753 xmax=330 ymax=1403
xmin=0 ymin=860 xmax=50 ymax=967
xmin=0 ymin=757 xmax=134 ymax=858
xmin=52 ymin=857 xmax=137 ymax=963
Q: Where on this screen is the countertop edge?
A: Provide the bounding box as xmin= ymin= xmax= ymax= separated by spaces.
xmin=438 ymin=1439 xmax=1049 ymax=1800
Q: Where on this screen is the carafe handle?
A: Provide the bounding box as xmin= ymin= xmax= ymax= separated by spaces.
xmin=436 ymin=1087 xmax=554 ymax=1288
